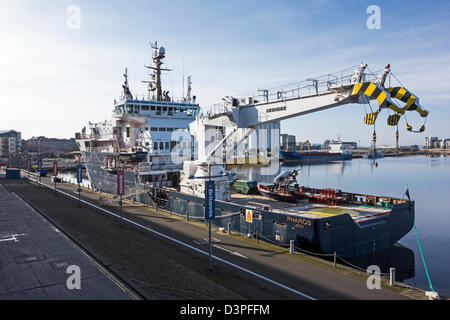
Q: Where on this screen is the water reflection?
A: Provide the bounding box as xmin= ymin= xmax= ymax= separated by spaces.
xmin=343 ymin=244 xmax=415 ymax=282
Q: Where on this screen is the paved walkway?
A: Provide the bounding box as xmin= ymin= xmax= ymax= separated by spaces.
xmin=7 ymin=175 xmax=420 ymax=300
xmin=0 ymin=182 xmax=136 ymax=300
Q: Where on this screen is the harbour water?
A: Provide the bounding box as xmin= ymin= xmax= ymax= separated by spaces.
xmin=59 ymin=155 xmax=449 ymax=296
xmin=289 ymin=155 xmax=450 ymax=296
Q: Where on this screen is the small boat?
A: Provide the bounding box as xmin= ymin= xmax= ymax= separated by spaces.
xmin=257 ymin=183 xmax=300 ymax=202
xmin=257 ymin=169 xmax=304 ymax=202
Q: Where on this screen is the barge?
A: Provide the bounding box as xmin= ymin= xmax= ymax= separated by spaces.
xmin=141 ymin=185 xmax=414 ymax=258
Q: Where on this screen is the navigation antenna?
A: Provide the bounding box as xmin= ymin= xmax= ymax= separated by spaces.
xmin=143 ymin=41 xmax=173 ymax=101
xmin=121 ymin=67 xmax=133 ymax=100
xmin=186 ymin=75 xmax=192 ymax=103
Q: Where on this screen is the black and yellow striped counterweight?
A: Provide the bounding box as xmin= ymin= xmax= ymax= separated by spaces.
xmin=350 ymin=82 xmax=429 ymax=132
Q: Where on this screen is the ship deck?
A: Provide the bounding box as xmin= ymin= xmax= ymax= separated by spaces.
xmin=230 ymin=193 xmax=391 ymax=222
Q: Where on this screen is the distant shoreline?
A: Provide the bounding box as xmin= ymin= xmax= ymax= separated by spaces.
xmin=351 ymin=149 xmax=450 ymax=158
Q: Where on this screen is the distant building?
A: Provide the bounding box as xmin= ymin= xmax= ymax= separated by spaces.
xmin=324 ymin=139 xmax=357 ymax=151
xmin=280 ymin=134 xmax=296 ymax=151
xmin=424 ymin=137 xmax=438 ymax=149
xmin=424 ymin=136 xmax=450 ymax=149
xmin=22 ymin=136 xmax=78 ymax=154
xmin=0 ymin=130 xmax=22 ymax=157
xmin=439 ymin=139 xmax=450 ymax=149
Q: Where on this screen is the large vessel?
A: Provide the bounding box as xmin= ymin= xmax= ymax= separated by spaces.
xmin=76 ymin=57 xmax=428 ymax=257
xmin=75 ymin=42 xmax=199 ymax=197
xmin=280 ymin=140 xmax=352 ymax=165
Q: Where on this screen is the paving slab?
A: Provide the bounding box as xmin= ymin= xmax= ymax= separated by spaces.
xmin=0 ymin=183 xmax=135 ymax=300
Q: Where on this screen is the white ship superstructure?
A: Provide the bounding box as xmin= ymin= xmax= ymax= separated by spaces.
xmin=76 ymin=42 xmax=199 ymax=196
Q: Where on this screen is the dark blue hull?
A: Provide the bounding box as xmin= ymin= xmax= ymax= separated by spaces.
xmin=280 ymin=150 xmax=352 ymax=165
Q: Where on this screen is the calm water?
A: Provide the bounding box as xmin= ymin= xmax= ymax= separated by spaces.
xmin=287 ymin=155 xmax=450 ymax=296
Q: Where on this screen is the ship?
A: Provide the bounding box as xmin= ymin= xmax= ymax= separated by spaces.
xmin=257 ymin=169 xmax=303 ymax=202
xmin=280 ymin=140 xmax=352 ymax=165
xmin=75 ymin=57 xmax=427 ymax=257
xmin=142 ymin=175 xmax=415 ymax=258
xmin=75 ymin=42 xmax=200 ymax=198
xmin=280 ymin=150 xmax=352 ymax=165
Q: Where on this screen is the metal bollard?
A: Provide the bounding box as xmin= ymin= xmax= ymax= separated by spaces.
xmin=334 ymin=252 xmax=337 ymax=268
xmin=390 ymin=268 xmax=396 ymax=286
xmin=186 ymin=211 xmax=189 ymax=221
xmin=227 ymin=223 xmax=231 ymax=235
xmin=289 ymin=240 xmax=294 ymax=254
xmin=256 ymin=232 xmax=259 ymax=244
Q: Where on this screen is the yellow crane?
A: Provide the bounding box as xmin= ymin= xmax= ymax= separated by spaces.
xmin=299 ymin=140 xmax=311 ymax=152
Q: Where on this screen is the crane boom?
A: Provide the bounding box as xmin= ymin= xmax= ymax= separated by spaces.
xmin=179 ymin=63 xmax=430 ymax=199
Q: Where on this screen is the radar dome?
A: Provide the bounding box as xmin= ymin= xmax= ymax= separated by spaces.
xmin=159 ymin=47 xmax=166 ymax=55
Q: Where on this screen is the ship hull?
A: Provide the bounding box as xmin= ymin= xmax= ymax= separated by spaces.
xmin=81 ymin=155 xmax=414 ymax=258
xmin=139 ymin=188 xmax=415 ymax=258
xmin=82 ymin=151 xmax=136 ymax=195
xmin=280 ymin=150 xmax=352 ymax=165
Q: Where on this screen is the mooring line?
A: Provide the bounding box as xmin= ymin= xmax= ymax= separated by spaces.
xmin=413 ymin=224 xmax=434 ymax=291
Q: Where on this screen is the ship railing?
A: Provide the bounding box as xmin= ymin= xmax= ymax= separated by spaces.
xmin=77 ymin=132 xmax=119 ymax=141
xmin=147 ymin=181 xmax=172 ymax=188
xmin=199 ymin=103 xmax=231 ymax=119
xmin=148 ymin=163 xmax=182 ymax=171
xmin=136 ymin=162 xmax=182 ymax=172
xmin=77 ymin=133 xmax=90 ymax=140
xmin=137 ymin=162 xmax=152 ymax=171
xmin=92 ymin=133 xmax=118 ymax=141
xmin=234 ymin=66 xmax=381 ymax=104
xmin=85 ymin=146 xmax=119 ymax=153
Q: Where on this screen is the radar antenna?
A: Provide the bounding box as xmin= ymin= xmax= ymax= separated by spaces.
xmin=143 ymin=41 xmax=173 ymax=101
xmin=186 ymin=75 xmax=192 ymax=103
xmin=121 ymin=67 xmax=133 ymax=101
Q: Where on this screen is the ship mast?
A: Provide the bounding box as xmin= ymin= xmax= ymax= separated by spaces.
xmin=186 ymin=75 xmax=192 ymax=103
xmin=121 ymin=67 xmax=133 ymax=101
xmin=144 ymin=41 xmax=173 ymax=101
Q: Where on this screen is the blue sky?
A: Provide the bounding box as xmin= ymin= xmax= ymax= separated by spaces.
xmin=1 ymin=0 xmax=449 ymax=146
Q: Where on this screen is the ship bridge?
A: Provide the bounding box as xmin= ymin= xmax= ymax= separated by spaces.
xmin=113 ymin=100 xmax=200 ymax=118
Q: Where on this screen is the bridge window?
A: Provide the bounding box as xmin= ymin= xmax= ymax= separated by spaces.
xmin=159 ymin=142 xmax=164 ymax=150
xmin=154 ymin=142 xmax=158 ymax=150
xmin=151 ymin=127 xmax=158 ymax=131
xmin=187 ymin=108 xmax=199 ymax=117
xmin=156 ymin=107 xmax=161 ymax=115
xmin=141 ymin=105 xmax=149 ymax=111
xmin=158 ymin=128 xmax=166 ymax=131
xmin=165 ymin=142 xmax=169 ymax=150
